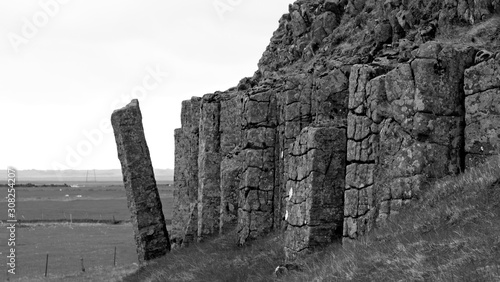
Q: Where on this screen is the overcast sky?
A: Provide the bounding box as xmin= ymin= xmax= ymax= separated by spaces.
xmin=0 ymin=0 xmax=291 ymax=170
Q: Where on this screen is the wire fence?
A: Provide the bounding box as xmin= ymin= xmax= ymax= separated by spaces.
xmin=3 ymin=245 xmax=138 ymax=281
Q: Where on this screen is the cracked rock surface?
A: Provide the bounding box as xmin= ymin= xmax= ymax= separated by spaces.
xmin=170 ymin=0 xmax=500 ymax=256
xmin=284 ymin=124 xmax=346 ymax=259
xmin=111 ymin=99 xmax=170 ymax=263
xmin=465 ymin=55 xmax=500 ymax=167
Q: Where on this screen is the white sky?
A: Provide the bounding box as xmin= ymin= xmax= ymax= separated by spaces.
xmin=0 ymin=0 xmax=291 ymax=170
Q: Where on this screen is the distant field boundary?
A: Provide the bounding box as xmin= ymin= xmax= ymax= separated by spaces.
xmin=2 ymin=218 xmax=172 ymax=225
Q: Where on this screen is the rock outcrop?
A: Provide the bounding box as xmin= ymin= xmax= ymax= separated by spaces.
xmin=111 ymin=99 xmax=171 ymax=264
xmin=171 ymin=0 xmax=500 ymax=261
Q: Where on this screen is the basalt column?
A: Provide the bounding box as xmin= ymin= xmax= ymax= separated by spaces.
xmin=464 ymin=54 xmax=500 ymax=167
xmin=172 ymin=97 xmax=201 ymax=247
xmin=377 ymin=43 xmax=475 ymax=225
xmin=283 ymin=67 xmax=349 ymax=259
xmin=219 ymin=92 xmax=244 ymax=234
xmin=198 ymin=94 xmax=222 ymax=240
xmin=344 ymin=42 xmax=476 ymax=239
xmin=111 ymin=99 xmax=170 ymax=264
xmin=275 ymin=75 xmax=313 ymax=231
xmin=237 ymin=89 xmax=277 ymax=244
xmin=284 ymin=124 xmax=346 ymax=259
xmin=344 ymin=65 xmax=387 ymax=239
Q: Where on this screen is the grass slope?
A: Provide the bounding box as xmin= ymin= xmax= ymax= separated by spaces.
xmin=123 ymin=155 xmax=500 ymax=282
xmin=122 ymin=231 xmax=286 ymax=282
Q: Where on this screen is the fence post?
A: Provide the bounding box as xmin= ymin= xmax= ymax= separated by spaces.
xmin=45 ymin=253 xmax=49 ymax=277
xmin=113 ymin=246 xmax=117 ymax=267
xmin=81 ymin=258 xmax=85 ymax=272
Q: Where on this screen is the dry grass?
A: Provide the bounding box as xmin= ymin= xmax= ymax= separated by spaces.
xmin=122 ymin=230 xmax=285 ymax=282
xmin=13 ymin=264 xmax=138 ymax=282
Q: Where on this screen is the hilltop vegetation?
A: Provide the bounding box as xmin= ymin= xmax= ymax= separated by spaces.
xmin=124 ymin=155 xmax=500 ymax=281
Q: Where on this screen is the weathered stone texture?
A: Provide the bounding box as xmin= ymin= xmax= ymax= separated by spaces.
xmin=313 ymin=68 xmax=349 ymax=124
xmin=345 ymin=42 xmax=476 ymax=239
xmin=172 ymin=97 xmax=201 ymax=247
xmin=438 ymin=0 xmax=500 ymax=25
xmin=237 ymin=89 xmax=277 ymax=244
xmin=377 ymin=43 xmax=474 ymax=223
xmin=275 ymin=75 xmax=313 ymax=231
xmin=284 ymin=125 xmax=346 ymax=260
xmin=169 ymin=0 xmax=500 ymax=256
xmin=111 ymin=99 xmax=170 ymax=263
xmin=344 ymin=65 xmax=386 ymax=239
xmin=198 ymin=94 xmax=222 ymax=240
xmin=219 ymin=92 xmax=244 ymax=234
xmin=465 ymin=55 xmax=500 ymax=167
xmin=275 ymin=69 xmax=349 ymax=232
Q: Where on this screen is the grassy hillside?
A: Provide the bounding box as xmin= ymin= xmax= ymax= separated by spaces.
xmin=279 ymin=155 xmax=500 ymax=281
xmin=122 ymin=155 xmax=500 ymax=281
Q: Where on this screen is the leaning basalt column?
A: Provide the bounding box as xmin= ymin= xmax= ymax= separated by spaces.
xmin=172 ymin=97 xmax=201 ymax=247
xmin=111 ymin=99 xmax=170 ymax=264
xmin=284 ymin=124 xmax=346 ymax=260
xmin=197 ymin=94 xmax=222 ymax=240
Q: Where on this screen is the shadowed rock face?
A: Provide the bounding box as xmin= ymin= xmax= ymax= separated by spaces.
xmin=111 ymin=99 xmax=170 ymax=264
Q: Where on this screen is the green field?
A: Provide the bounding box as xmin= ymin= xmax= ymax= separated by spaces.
xmin=0 ymin=183 xmax=174 ymax=281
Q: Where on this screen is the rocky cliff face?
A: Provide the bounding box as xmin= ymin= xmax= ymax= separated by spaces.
xmin=172 ymin=0 xmax=500 ymax=258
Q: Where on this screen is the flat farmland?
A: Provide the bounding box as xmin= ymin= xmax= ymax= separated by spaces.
xmin=0 ymin=184 xmax=174 ymax=222
xmin=0 ymin=223 xmax=140 ymax=281
xmin=0 ymin=183 xmax=174 ymax=281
